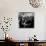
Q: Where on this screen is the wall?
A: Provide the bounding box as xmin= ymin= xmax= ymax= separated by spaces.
xmin=0 ymin=0 xmax=46 ymax=40
xmin=44 ymin=16 xmax=46 ymax=40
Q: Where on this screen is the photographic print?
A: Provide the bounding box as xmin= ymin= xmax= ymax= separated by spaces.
xmin=18 ymin=12 xmax=34 ymax=28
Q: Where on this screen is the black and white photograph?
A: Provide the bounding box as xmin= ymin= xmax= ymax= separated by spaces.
xmin=18 ymin=12 xmax=34 ymax=28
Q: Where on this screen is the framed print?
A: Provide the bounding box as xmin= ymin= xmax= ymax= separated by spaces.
xmin=18 ymin=12 xmax=34 ymax=28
